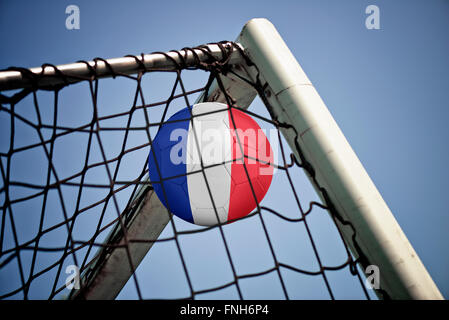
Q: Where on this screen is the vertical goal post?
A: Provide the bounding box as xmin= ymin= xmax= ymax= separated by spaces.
xmin=0 ymin=18 xmax=442 ymax=300
xmin=237 ymin=19 xmax=442 ymax=300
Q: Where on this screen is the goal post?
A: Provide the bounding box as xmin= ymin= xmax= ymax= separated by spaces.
xmin=0 ymin=18 xmax=442 ymax=300
xmin=0 ymin=44 xmax=244 ymax=92
xmin=237 ymin=18 xmax=442 ymax=299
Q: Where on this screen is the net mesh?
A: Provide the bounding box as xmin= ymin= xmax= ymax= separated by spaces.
xmin=0 ymin=42 xmax=377 ymax=300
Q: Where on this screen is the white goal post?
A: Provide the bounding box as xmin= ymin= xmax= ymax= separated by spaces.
xmin=236 ymin=19 xmax=442 ymax=300
xmin=1 ymin=18 xmax=441 ymax=300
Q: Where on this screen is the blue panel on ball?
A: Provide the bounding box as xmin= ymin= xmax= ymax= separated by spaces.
xmin=148 ymin=107 xmax=194 ymax=223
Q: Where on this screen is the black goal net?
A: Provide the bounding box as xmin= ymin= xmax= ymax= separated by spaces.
xmin=0 ymin=42 xmax=376 ymax=300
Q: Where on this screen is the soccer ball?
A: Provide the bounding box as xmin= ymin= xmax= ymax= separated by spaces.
xmin=148 ymin=102 xmax=273 ymax=226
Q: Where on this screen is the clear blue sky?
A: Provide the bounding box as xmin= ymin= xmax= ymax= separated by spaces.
xmin=0 ymin=0 xmax=448 ymax=299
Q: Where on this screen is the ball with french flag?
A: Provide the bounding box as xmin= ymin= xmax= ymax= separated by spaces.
xmin=148 ymin=102 xmax=274 ymax=226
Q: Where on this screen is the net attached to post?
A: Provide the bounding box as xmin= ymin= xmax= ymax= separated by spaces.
xmin=0 ymin=42 xmax=375 ymax=300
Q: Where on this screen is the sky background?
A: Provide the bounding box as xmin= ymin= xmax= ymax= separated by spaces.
xmin=0 ymin=0 xmax=448 ymax=299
